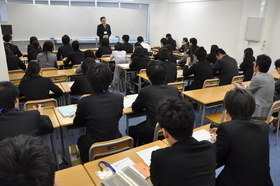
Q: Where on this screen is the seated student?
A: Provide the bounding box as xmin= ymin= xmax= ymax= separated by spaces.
xmin=37 ymin=40 xmax=57 ymax=68
xmin=212 ymin=48 xmax=239 ymax=85
xmin=27 ymin=36 xmax=41 ymax=52
xmin=160 ymin=37 xmax=168 ymax=47
xmin=166 ymin=33 xmax=176 ymax=50
xmin=239 ymin=48 xmax=255 ymax=81
xmin=129 ymin=60 xmax=179 ymax=146
xmin=110 ymin=42 xmax=127 ymax=64
xmin=274 ymin=59 xmax=280 ymax=132
xmin=64 ymin=40 xmax=83 ymax=67
xmin=73 ymin=63 xmax=123 ymax=163
xmin=189 ymin=37 xmax=199 ymax=53
xmin=178 ymin=37 xmax=189 ymax=52
xmin=134 ymin=42 xmax=149 ymax=56
xmin=129 ymin=46 xmax=150 ymax=73
xmin=3 ymin=34 xmax=22 ymax=57
xmin=211 ymin=88 xmax=273 ymax=186
xmin=4 ymin=44 xmax=26 ymax=71
xmin=136 ymin=36 xmax=151 ymax=53
xmin=0 ymin=81 xmax=53 ymax=140
xmin=150 ymin=97 xmax=215 ymax=186
xmin=177 ymin=46 xmax=195 ymax=66
xmin=95 ymin=38 xmax=112 ymax=58
xmin=183 ymin=47 xmax=213 ymax=90
xmin=157 ymin=48 xmax=177 ymax=83
xmin=0 ymin=135 xmax=61 ymax=186
xmin=233 ymin=54 xmax=274 ymax=118
xmin=57 ymin=34 xmax=73 ymax=60
xmin=122 ymin=34 xmax=133 ymax=53
xmin=75 ymin=49 xmax=99 ymax=74
xmin=28 ymin=40 xmax=42 ymax=62
xmin=165 ymin=44 xmax=177 ymax=63
xmin=18 ymin=61 xmax=63 ymax=101
xmin=206 ymin=44 xmax=218 ymax=65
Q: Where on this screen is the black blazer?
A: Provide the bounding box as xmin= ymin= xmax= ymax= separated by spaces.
xmin=183 ymin=60 xmax=213 ymax=89
xmin=56 ymin=44 xmax=73 ymax=60
xmin=191 ymin=45 xmax=199 ymax=53
xmin=123 ymin=43 xmax=133 ymax=53
xmin=28 ymin=48 xmax=42 ymax=62
xmin=18 ymin=75 xmax=63 ymax=101
xmin=212 ymin=55 xmax=239 ymax=85
xmin=129 ymin=55 xmax=150 ymax=73
xmin=95 ymin=45 xmax=112 ymax=58
xmin=6 ymin=56 xmax=26 ymax=71
xmin=64 ymin=50 xmax=83 ymax=66
xmin=216 ymin=120 xmax=273 ymax=186
xmin=150 ymin=137 xmax=216 ymax=186
xmin=239 ymin=57 xmax=255 ymax=81
xmin=97 ymin=24 xmax=112 ymax=42
xmin=73 ymin=92 xmax=123 ymax=163
xmin=169 ymin=54 xmax=177 ymax=63
xmin=5 ymin=42 xmax=22 ymax=57
xmin=0 ymin=108 xmax=53 ymax=141
xmin=206 ymin=53 xmax=217 ymax=65
xmin=27 ymin=44 xmax=42 ymax=52
xmin=70 ymin=75 xmax=92 ymax=95
xmin=163 ymin=60 xmax=177 ymax=83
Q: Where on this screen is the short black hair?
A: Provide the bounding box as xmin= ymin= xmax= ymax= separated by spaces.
xmin=100 ymin=16 xmax=106 ymax=21
xmin=29 ymin=36 xmax=38 ymax=44
xmin=3 ymin=34 xmax=12 ymax=42
xmin=83 ymin=50 xmax=95 ymax=60
xmin=165 ymin=33 xmax=172 ymax=38
xmin=32 ymin=40 xmax=40 ymax=49
xmin=224 ymin=88 xmax=255 ymax=120
xmin=256 ymin=54 xmax=271 ymax=73
xmin=137 ymin=36 xmax=144 ymax=42
xmin=0 ymin=81 xmax=19 ymax=111
xmin=87 ymin=63 xmax=112 ymax=93
xmin=194 ymin=47 xmax=207 ymax=61
xmin=133 ymin=46 xmax=144 ymax=56
xmin=0 ymin=135 xmax=55 ymax=186
xmin=114 ymin=42 xmax=123 ymax=51
xmin=101 ymin=38 xmax=109 ymax=46
xmin=157 ymin=97 xmax=195 ymax=140
xmin=165 ymin=44 xmax=173 ymax=54
xmin=189 ymin=38 xmax=197 ymax=46
xmin=210 ymin=44 xmax=218 ymax=54
xmin=244 ymin=48 xmax=253 ymax=58
xmin=146 ymin=60 xmax=167 ymax=85
xmin=157 ymin=48 xmax=170 ymax=61
xmin=122 ymin=35 xmax=129 ymax=43
xmin=72 ymin=40 xmax=80 ymax=50
xmin=62 ymin=34 xmax=70 ymax=45
xmin=160 ymin=38 xmax=168 ymax=46
xmin=215 ymin=48 xmax=226 ymax=56
xmin=82 ymin=58 xmax=96 ymax=75
xmin=274 ymin=59 xmax=280 ymax=68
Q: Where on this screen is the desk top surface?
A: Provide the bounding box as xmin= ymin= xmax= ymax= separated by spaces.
xmin=217 ymin=81 xmax=250 ymax=92
xmin=42 ymin=108 xmax=60 ymax=128
xmin=269 ymin=71 xmax=280 ymax=79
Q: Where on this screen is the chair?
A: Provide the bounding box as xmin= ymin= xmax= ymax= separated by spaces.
xmin=24 ymin=98 xmax=58 ymax=111
xmin=8 ymin=69 xmax=24 ymax=74
xmin=41 ymin=67 xmax=57 ymax=72
xmin=88 ymin=136 xmax=134 ymax=161
xmin=231 ymin=75 xmax=244 ymax=83
xmin=10 ymin=78 xmax=22 ymax=87
xmin=153 ymin=124 xmax=163 ymax=141
xmin=136 ymin=69 xmax=149 ymax=91
xmin=168 ymin=81 xmax=185 ymax=92
xmin=202 ymin=78 xmax=220 ymax=88
xmin=48 ymin=75 xmax=67 ymax=83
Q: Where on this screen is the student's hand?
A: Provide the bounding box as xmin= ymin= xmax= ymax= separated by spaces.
xmin=233 ymin=82 xmax=245 ymax=88
xmin=33 ymin=104 xmax=43 ymax=115
xmin=103 ymin=35 xmax=108 ymax=38
xmin=210 ymin=128 xmax=217 ymax=143
xmin=54 ymin=181 xmax=63 ymax=186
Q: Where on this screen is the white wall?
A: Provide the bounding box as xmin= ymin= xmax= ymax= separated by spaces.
xmin=0 ymin=28 xmax=9 ymax=81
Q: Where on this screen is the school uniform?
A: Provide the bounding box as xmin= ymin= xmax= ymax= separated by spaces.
xmin=70 ymin=75 xmax=92 ymax=95
xmin=64 ymin=50 xmax=83 ymax=66
xmin=37 ymin=52 xmax=58 ymax=68
xmin=123 ymin=42 xmax=133 ymax=53
xmin=56 ymin=44 xmax=73 ymax=60
xmin=163 ymin=60 xmax=177 ymax=83
xmin=5 ymin=42 xmax=22 ymax=57
xmin=6 ymin=56 xmax=26 ymax=71
xmin=95 ymin=45 xmax=112 ymax=58
xmin=239 ymin=57 xmax=255 ymax=81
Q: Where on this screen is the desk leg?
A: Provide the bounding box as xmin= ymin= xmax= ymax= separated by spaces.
xmin=124 ymin=69 xmax=127 ymax=95
xmin=126 ymin=115 xmax=129 ymax=135
xmin=50 ymin=129 xmax=59 ymax=170
xmin=200 ymin=104 xmax=206 ymax=126
xmin=62 ymin=126 xmax=71 ymax=166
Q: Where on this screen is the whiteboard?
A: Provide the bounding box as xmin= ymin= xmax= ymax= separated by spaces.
xmin=6 ymin=4 xmax=147 ymax=40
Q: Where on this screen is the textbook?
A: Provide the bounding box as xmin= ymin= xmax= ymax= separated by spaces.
xmin=57 ymin=105 xmax=77 ymax=117
xmin=192 ymin=129 xmax=211 ymax=142
xmin=124 ymin=94 xmax=138 ymax=108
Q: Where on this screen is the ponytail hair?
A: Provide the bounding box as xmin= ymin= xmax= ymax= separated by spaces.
xmin=21 ymin=61 xmax=41 ymax=83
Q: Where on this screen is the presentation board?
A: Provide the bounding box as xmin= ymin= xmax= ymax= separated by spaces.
xmin=6 ymin=3 xmax=148 ymax=41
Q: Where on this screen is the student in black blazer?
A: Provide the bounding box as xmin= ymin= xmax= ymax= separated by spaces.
xmin=129 ymin=60 xmax=179 ymax=145
xmin=0 ymin=82 xmax=53 ymax=141
xmin=206 ymin=44 xmax=218 ymax=65
xmin=56 ymin=35 xmax=73 ymax=60
xmin=122 ymin=34 xmax=133 ymax=53
xmin=27 ymin=36 xmax=41 ymax=52
xmin=239 ymin=47 xmax=255 ymax=81
xmin=129 ymin=46 xmax=150 ymax=73
xmin=4 ymin=45 xmax=26 ymax=71
xmin=150 ymin=97 xmax=215 ymax=186
xmin=3 ymin=34 xmax=22 ymax=57
xmin=18 ymin=61 xmax=63 ymax=101
xmin=183 ymin=47 xmax=213 ymax=90
xmin=64 ymin=40 xmax=83 ymax=67
xmin=97 ymin=17 xmax=111 ymax=43
xmin=95 ymin=38 xmax=112 ymax=58
xmin=27 ymin=41 xmax=42 ymax=62
xmin=211 ymin=88 xmax=273 ymax=186
xmin=74 ymin=63 xmax=123 ymax=163
xmin=157 ymin=48 xmax=177 ymax=83
xmin=166 ymin=33 xmax=176 ymax=50
xmin=165 ymin=44 xmax=177 ymax=63
xmin=189 ymin=37 xmax=199 ymax=53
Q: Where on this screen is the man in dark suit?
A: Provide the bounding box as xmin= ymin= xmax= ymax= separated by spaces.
xmin=0 ymin=81 xmax=53 ymax=141
xmin=97 ymin=16 xmax=111 ymax=43
xmin=64 ymin=40 xmax=83 ymax=67
xmin=56 ymin=34 xmax=73 ymax=60
xmin=150 ymin=97 xmax=216 ymax=186
xmin=212 ymin=48 xmax=239 ymax=85
xmin=211 ymin=88 xmax=273 ymax=186
xmin=122 ymin=34 xmax=133 ymax=53
xmin=3 ymin=34 xmax=22 ymax=57
xmin=129 ymin=60 xmax=179 ymax=146
xmin=189 ymin=37 xmax=199 ymax=53
xmin=157 ymin=48 xmax=177 ymax=83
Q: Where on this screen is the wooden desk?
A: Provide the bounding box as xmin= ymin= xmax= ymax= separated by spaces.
xmin=42 ymin=108 xmax=60 ymax=128
xmin=60 ymin=81 xmax=73 ymax=93
xmin=100 ymin=57 xmax=114 ymax=65
xmin=19 ymin=57 xmax=28 ymax=62
xmin=57 ymin=60 xmax=64 ymax=67
xmin=84 ymin=140 xmax=167 ymax=185
xmin=55 ymin=165 xmax=95 ymax=186
xmin=269 ymin=71 xmax=280 ymax=79
xmin=217 ymin=81 xmax=251 ymax=92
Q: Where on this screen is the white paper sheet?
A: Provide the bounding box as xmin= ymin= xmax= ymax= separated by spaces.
xmin=118 ymin=64 xmax=130 ymax=68
xmin=136 ymin=146 xmax=160 ymax=166
xmin=68 ymin=82 xmax=73 ymax=87
xmin=124 ymin=94 xmax=138 ymax=108
xmin=192 ymin=129 xmax=211 ymax=142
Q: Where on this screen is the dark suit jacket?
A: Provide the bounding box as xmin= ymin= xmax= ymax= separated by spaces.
xmin=0 ymin=108 xmax=53 ymax=141
xmin=123 ymin=43 xmax=133 ymax=53
xmin=206 ymin=53 xmax=217 ymax=65
xmin=64 ymin=50 xmax=83 ymax=66
xmin=191 ymin=45 xmax=199 ymax=53
xmin=95 ymin=45 xmax=112 ymax=58
xmin=18 ymin=75 xmax=63 ymax=101
xmin=97 ymin=24 xmax=111 ymax=42
xmin=28 ymin=48 xmax=42 ymax=62
xmin=129 ymin=55 xmax=150 ymax=72
xmin=5 ymin=42 xmax=22 ymax=57
xmin=6 ymin=56 xmax=26 ymax=71
xmin=183 ymin=60 xmax=213 ymax=89
xmin=73 ymin=92 xmax=123 ymax=162
xmin=216 ymin=120 xmax=273 ymax=186
xmin=70 ymin=75 xmax=92 ymax=95
xmin=163 ymin=60 xmax=177 ymax=83
xmin=150 ymin=137 xmax=216 ymax=186
xmin=27 ymin=44 xmax=41 ymax=52
xmin=212 ymin=55 xmax=239 ymax=85
xmin=169 ymin=54 xmax=177 ymax=63
xmin=239 ymin=57 xmax=255 ymax=81
xmin=56 ymin=44 xmax=73 ymax=60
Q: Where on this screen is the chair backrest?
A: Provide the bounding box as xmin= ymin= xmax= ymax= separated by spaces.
xmin=10 ymin=78 xmax=22 ymax=87
xmin=80 ymin=94 xmax=90 ymax=99
xmin=265 ymin=100 xmax=280 ymax=123
xmin=231 ymin=75 xmax=244 ymax=83
xmin=41 ymin=67 xmax=57 ymax=72
xmin=88 ymin=136 xmax=134 ymax=161
xmin=139 ymin=69 xmax=146 ymax=75
xmin=167 ymin=81 xmax=185 ymax=92
xmin=24 ymin=98 xmax=58 ymax=111
xmin=153 ymin=123 xmax=163 ymax=141
xmin=101 ymin=54 xmax=111 ymax=58
xmin=8 ymin=69 xmax=24 ymax=74
xmin=72 ymin=64 xmax=80 ymax=70
xmin=48 ymin=75 xmax=67 ymax=83
xmin=203 ymin=78 xmax=220 ymax=88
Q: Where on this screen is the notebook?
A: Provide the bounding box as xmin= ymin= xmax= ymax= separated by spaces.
xmin=57 ymin=105 xmax=76 ymax=117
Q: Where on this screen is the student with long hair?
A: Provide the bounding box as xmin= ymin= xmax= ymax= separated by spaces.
xmin=64 ymin=40 xmax=83 ymax=67
xmin=4 ymin=43 xmax=26 ymax=71
xmin=179 ymin=37 xmax=189 ymax=52
xmin=206 ymin=44 xmax=219 ymax=65
xmin=27 ymin=40 xmax=42 ymax=62
xmin=166 ymin=33 xmax=177 ymax=50
xmin=177 ymin=46 xmax=196 ymax=66
xmin=37 ymin=40 xmax=57 ymax=68
xmin=27 ymin=36 xmax=41 ymax=52
xmin=239 ymin=48 xmax=255 ymax=81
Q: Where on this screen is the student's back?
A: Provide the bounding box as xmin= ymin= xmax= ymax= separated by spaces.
xmin=57 ymin=35 xmax=73 ymax=60
xmin=95 ymin=38 xmax=112 ymax=58
xmin=37 ymin=41 xmax=57 ymax=68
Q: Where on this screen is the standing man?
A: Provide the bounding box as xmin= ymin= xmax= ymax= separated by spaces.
xmin=97 ymin=16 xmax=112 ymax=43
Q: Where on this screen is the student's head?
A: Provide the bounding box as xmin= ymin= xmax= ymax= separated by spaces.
xmin=122 ymin=35 xmax=129 ymax=43
xmin=42 ymin=40 xmax=54 ymax=53
xmin=146 ymin=60 xmax=166 ymax=85
xmin=72 ymin=40 xmax=80 ymax=51
xmin=0 ymin=81 xmax=19 ymax=111
xmin=254 ymin=54 xmax=271 ymax=73
xmin=133 ymin=46 xmax=145 ymax=56
xmin=157 ymin=97 xmax=195 ymax=143
xmin=215 ymin=48 xmax=226 ymax=59
xmin=182 ymin=37 xmax=188 ymax=44
xmin=32 ymin=40 xmax=40 ymax=49
xmin=194 ymin=47 xmax=207 ymax=61
xmin=244 ymin=48 xmax=254 ymax=58
xmin=101 ymin=38 xmax=109 ymax=46
xmin=223 ymin=88 xmax=255 ymax=121
xmin=3 ymin=34 xmax=12 ymax=42
xmin=0 ymin=135 xmax=55 ymax=186
xmin=165 ymin=33 xmax=172 ymax=39
xmin=62 ymin=34 xmax=70 ymax=45
xmin=274 ymin=59 xmax=280 ymax=75
xmin=21 ymin=61 xmax=41 ymax=83
xmin=83 ymin=50 xmax=96 ymax=60
xmin=82 ymin=58 xmax=96 ymax=75
xmin=157 ymin=48 xmax=170 ymax=61
xmin=165 ymin=44 xmax=173 ymax=54
xmin=160 ymin=38 xmax=168 ymax=47
xmin=87 ymin=63 xmax=112 ymax=93
xmin=100 ymin=16 xmax=106 ymax=24
xmin=29 ymin=36 xmax=38 ymax=44
xmin=114 ymin=42 xmax=123 ymax=51
xmin=189 ymin=38 xmax=197 ymax=46
xmin=137 ymin=36 xmax=144 ymax=43
xmin=210 ymin=44 xmax=219 ymax=54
